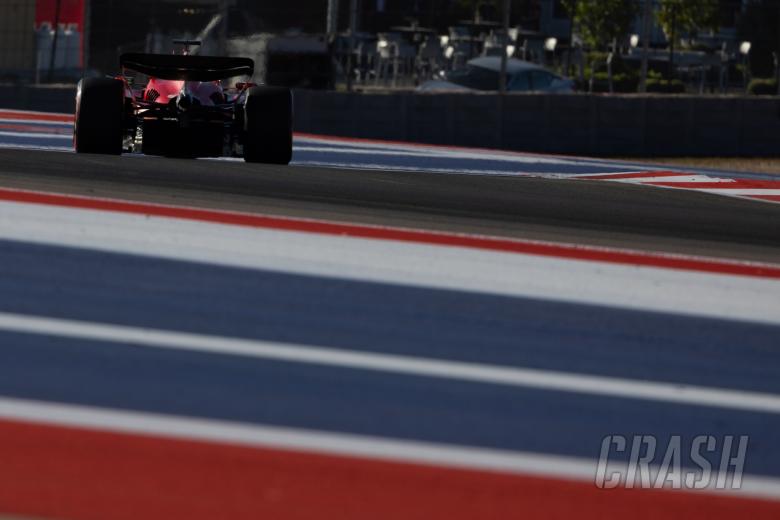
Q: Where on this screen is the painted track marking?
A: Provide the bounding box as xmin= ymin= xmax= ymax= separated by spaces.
xmin=3 ymin=311 xmax=780 ymax=413
xmin=0 ymin=396 xmax=779 ymax=500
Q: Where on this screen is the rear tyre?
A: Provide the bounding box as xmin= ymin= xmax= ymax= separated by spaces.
xmin=74 ymin=77 xmax=124 ymax=155
xmin=243 ymin=86 xmax=293 ymax=165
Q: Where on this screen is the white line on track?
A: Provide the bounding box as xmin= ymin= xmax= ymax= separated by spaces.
xmin=0 ymin=118 xmax=72 ymax=126
xmin=0 ymin=395 xmax=778 ymax=500
xmin=0 ymin=143 xmax=72 ymax=152
xmin=1 ymin=311 xmax=780 ymax=414
xmin=0 ymin=130 xmax=71 ymax=139
xmin=288 ymin=159 xmax=533 ymax=175
xmin=616 ymin=175 xmax=730 ymax=184
xmin=295 ymin=145 xmax=454 ymax=158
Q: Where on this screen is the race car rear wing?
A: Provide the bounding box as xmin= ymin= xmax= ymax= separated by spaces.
xmin=119 ymin=53 xmax=254 ymax=81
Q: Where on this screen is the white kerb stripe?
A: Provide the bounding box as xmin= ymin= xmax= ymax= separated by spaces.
xmin=631 ymin=175 xmax=729 ymax=183
xmin=2 ymin=311 xmax=780 ymax=414
xmin=0 ymin=143 xmax=73 ymax=152
xmin=0 ymin=118 xmax=72 ymax=126
xmin=0 ymin=396 xmax=778 ymax=500
xmin=697 ymin=188 xmax=780 ymax=196
xmin=0 ymin=131 xmax=71 ymax=139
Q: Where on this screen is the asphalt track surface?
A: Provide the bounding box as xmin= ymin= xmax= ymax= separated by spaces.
xmin=0 ymin=148 xmax=778 ymax=262
xmin=1 ymin=110 xmax=780 ymax=520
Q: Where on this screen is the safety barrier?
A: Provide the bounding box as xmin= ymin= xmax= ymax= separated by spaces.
xmin=294 ymin=90 xmax=780 ymax=157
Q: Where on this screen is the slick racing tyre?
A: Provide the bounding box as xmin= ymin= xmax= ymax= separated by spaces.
xmin=243 ymin=86 xmax=293 ymax=165
xmin=74 ymin=77 xmax=125 ymax=155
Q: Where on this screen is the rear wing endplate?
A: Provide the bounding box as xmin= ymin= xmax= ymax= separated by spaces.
xmin=119 ymin=53 xmax=254 ymax=81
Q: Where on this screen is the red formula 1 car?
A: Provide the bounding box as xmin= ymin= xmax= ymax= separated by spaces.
xmin=74 ymin=42 xmax=293 ymax=164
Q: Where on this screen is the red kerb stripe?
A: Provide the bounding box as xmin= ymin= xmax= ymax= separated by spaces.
xmin=0 ymin=110 xmax=73 ymax=123
xmin=1 ymin=187 xmax=778 ymax=279
xmin=0 ymin=419 xmax=778 ymax=520
xmin=0 ymin=123 xmax=71 ymax=134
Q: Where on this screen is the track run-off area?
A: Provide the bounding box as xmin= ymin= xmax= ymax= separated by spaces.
xmin=0 ymin=109 xmax=779 ymax=519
